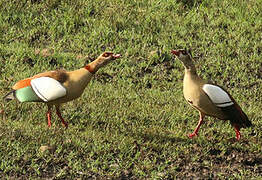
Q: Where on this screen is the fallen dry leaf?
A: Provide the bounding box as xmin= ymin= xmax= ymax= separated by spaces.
xmin=39 ymin=145 xmax=56 ymax=153
xmin=35 ymin=48 xmax=54 ymax=57
xmin=76 ymin=55 xmax=84 ymax=59
xmin=41 ymin=48 xmax=54 ymax=57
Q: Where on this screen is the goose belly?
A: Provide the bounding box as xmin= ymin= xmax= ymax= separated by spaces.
xmin=183 ymin=83 xmax=226 ymax=119
xmin=48 ymin=78 xmax=91 ymax=105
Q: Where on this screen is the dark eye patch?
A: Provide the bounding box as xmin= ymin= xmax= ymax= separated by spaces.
xmin=103 ymin=53 xmax=110 ymax=57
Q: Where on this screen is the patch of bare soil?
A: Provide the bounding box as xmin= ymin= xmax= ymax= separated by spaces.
xmin=173 ymin=145 xmax=262 ymax=178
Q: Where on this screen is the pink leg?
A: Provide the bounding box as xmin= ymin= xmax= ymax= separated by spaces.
xmin=47 ymin=105 xmax=52 ymax=127
xmin=188 ymin=111 xmax=205 ymax=138
xmin=55 ymin=106 xmax=68 ymax=128
xmin=233 ymin=124 xmax=241 ymax=141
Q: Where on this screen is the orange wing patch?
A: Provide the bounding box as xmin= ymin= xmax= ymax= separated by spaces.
xmin=12 ymin=78 xmax=33 ymax=90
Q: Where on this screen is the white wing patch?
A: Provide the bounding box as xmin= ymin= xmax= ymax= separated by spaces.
xmin=31 ymin=77 xmax=66 ymax=102
xmin=203 ymin=84 xmax=234 ymax=107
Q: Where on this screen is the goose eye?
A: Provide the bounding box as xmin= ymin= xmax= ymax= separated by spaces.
xmin=103 ymin=53 xmax=110 ymax=57
xmin=103 ymin=52 xmax=113 ymax=58
xmin=181 ymin=50 xmax=187 ymax=55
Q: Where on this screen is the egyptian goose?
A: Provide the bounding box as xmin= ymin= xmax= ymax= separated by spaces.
xmin=171 ymin=49 xmax=251 ymax=140
xmin=4 ymin=52 xmax=121 ymax=127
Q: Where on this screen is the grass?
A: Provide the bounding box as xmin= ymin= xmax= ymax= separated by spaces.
xmin=0 ymin=0 xmax=262 ymax=178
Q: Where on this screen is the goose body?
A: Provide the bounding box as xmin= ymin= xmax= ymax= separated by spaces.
xmin=11 ymin=68 xmax=93 ymax=104
xmin=183 ymin=70 xmax=227 ymax=119
xmin=171 ymin=49 xmax=251 ymax=140
xmin=4 ymin=52 xmax=121 ymax=127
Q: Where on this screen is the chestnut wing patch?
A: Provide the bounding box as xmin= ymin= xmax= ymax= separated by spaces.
xmin=33 ymin=69 xmax=69 ymax=83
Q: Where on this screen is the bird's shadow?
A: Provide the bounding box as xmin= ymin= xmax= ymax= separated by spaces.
xmin=133 ymin=129 xmax=188 ymax=144
xmin=177 ymin=0 xmax=203 ymax=9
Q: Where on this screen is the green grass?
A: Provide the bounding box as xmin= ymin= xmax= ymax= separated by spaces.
xmin=0 ymin=0 xmax=262 ymax=178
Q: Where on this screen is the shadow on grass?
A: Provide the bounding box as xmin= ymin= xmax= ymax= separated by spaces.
xmin=177 ymin=0 xmax=203 ymax=9
xmin=134 ymin=129 xmax=187 ymax=144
